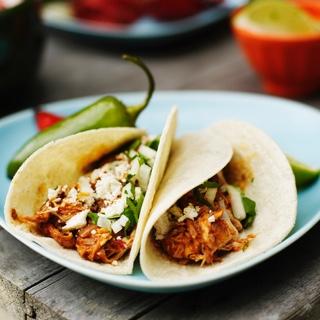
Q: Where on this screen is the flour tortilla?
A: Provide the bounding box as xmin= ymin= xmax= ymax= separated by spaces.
xmin=5 ymin=107 xmax=177 ymax=275
xmin=140 ymin=120 xmax=297 ymax=282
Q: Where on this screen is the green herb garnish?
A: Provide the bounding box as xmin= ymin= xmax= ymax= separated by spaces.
xmin=241 ymin=196 xmax=256 ymax=228
xmin=136 ymin=193 xmax=145 ymax=216
xmin=88 ymin=212 xmax=99 ymax=225
xmin=137 ymin=153 xmax=148 ymax=165
xmin=123 ymin=207 xmax=136 ymax=231
xmin=124 ymin=150 xmax=135 ymax=160
xmin=126 ymin=173 xmax=135 ymax=182
xmin=128 ymin=139 xmax=141 ymax=151
xmin=147 ymin=136 xmax=160 ymax=151
xmin=202 ymin=180 xmax=219 ymax=188
xmin=130 ymin=182 xmax=135 ymax=199
xmin=127 ymin=198 xmax=139 ymax=223
xmin=126 ymin=192 xmax=145 ymax=225
xmin=193 ymin=188 xmax=212 ymax=208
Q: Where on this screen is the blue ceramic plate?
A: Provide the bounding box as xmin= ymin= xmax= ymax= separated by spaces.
xmin=43 ymin=0 xmax=246 ymax=42
xmin=0 ymin=91 xmax=319 ymax=293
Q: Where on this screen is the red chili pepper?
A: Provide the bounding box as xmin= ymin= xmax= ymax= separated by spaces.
xmin=35 ymin=111 xmax=64 ymax=131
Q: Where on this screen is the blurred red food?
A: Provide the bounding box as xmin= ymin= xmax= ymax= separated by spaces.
xmin=72 ymin=0 xmax=223 ymax=25
xmin=149 ymin=0 xmax=206 ymax=20
xmin=36 ymin=111 xmax=63 ymax=131
xmin=72 ymin=0 xmax=148 ymax=25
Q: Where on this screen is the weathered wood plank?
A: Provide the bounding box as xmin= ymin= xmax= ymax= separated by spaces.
xmin=140 ymin=223 xmax=320 ymax=320
xmin=0 ymin=229 xmax=63 ymax=319
xmin=26 ymin=269 xmax=170 ymax=320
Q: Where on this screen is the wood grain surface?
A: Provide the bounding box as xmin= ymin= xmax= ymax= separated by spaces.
xmin=1 ymin=27 xmax=320 ymax=320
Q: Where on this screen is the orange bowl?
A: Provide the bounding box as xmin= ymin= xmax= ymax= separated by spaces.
xmin=232 ymin=0 xmax=320 ymax=98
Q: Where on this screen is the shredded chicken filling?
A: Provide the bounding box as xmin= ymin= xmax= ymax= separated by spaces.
xmin=12 ymin=136 xmax=160 ymax=265
xmin=153 ymin=173 xmax=255 ymax=266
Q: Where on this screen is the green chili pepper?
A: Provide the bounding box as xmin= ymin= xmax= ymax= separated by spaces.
xmin=7 ymin=54 xmax=155 ymax=179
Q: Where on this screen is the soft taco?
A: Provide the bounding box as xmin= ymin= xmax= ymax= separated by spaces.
xmin=140 ymin=120 xmax=297 ymax=281
xmin=5 ymin=107 xmax=177 ymax=275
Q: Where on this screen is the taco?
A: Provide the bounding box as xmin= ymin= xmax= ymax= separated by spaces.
xmin=140 ymin=120 xmax=297 ymax=281
xmin=5 ymin=107 xmax=177 ymax=275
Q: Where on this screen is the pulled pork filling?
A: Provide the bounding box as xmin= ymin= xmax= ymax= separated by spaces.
xmin=153 ymin=172 xmax=256 ymax=266
xmin=12 ymin=136 xmax=160 ymax=265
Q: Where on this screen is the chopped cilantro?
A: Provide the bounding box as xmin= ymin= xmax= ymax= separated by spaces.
xmin=202 ymin=180 xmax=219 ymax=188
xmin=128 ymin=139 xmax=141 ymax=151
xmin=123 ymin=150 xmax=130 ymax=158
xmin=124 ymin=149 xmax=138 ymax=160
xmin=126 ymin=193 xmax=145 ymax=224
xmin=127 ymin=198 xmax=139 ymax=223
xmin=126 ymin=173 xmax=134 ymax=182
xmin=193 ymin=188 xmax=212 ymax=209
xmin=88 ymin=212 xmax=98 ymax=225
xmin=136 ymin=193 xmax=145 ymax=216
xmin=137 ymin=153 xmax=148 ymax=165
xmin=147 ymin=136 xmax=160 ymax=151
xmin=123 ymin=207 xmax=136 ymax=230
xmin=130 ymin=183 xmax=135 ymax=199
xmin=241 ymin=196 xmax=256 ymax=228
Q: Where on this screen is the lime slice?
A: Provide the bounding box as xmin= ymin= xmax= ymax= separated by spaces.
xmin=287 ymin=156 xmax=320 ymax=189
xmin=234 ymin=0 xmax=320 ymax=36
xmin=43 ymin=2 xmax=72 ymax=21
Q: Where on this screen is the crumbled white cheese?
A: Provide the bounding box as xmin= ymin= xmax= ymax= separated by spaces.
xmin=138 ymin=145 xmax=157 ymax=167
xmin=178 ymin=203 xmax=199 ymax=222
xmin=78 ymin=176 xmax=93 ymax=194
xmin=137 ymin=163 xmax=151 ymax=191
xmin=112 ymin=261 xmax=118 ymax=266
xmin=77 ymin=176 xmax=95 ymax=205
xmin=208 ymin=215 xmax=216 ymax=223
xmin=101 ymin=198 xmax=126 ymax=219
xmin=118 ymin=215 xmax=129 ymax=227
xmin=62 ymin=210 xmax=89 ymax=231
xmin=90 ymin=168 xmax=103 ymax=182
xmin=154 ymin=213 xmax=171 ymax=240
xmin=91 ymin=229 xmax=97 ymax=235
xmin=95 ymin=173 xmax=122 ymax=201
xmin=122 ymin=183 xmax=134 ymax=200
xmin=114 ymin=161 xmax=130 ymax=181
xmin=66 ymin=187 xmax=78 ymax=204
xmin=111 ymin=221 xmax=122 ymax=234
xmin=97 ymin=214 xmax=111 ymax=231
xmin=48 ymin=187 xmax=59 ymax=201
xmin=129 ymin=158 xmax=140 ymax=176
xmin=111 ymin=215 xmax=129 ymax=234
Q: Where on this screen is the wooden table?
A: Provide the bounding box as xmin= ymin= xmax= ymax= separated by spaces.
xmin=1 ymin=25 xmax=320 ymax=320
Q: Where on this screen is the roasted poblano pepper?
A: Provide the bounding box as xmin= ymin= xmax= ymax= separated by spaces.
xmin=7 ymin=54 xmax=155 ymax=179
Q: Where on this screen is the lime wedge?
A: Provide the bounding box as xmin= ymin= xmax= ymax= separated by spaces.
xmin=234 ymin=0 xmax=320 ymax=36
xmin=287 ymin=156 xmax=320 ymax=189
